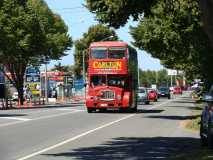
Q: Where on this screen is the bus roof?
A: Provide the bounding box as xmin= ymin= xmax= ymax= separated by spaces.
xmin=90 ymin=41 xmax=128 ymax=48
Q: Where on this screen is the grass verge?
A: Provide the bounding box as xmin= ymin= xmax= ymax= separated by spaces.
xmin=176 ymin=102 xmax=213 ymax=160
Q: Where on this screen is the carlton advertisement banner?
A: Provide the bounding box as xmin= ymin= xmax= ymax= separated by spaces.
xmin=89 ymin=60 xmax=127 ymax=74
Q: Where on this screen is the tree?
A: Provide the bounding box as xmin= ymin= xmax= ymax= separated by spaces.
xmin=50 ymin=62 xmax=74 ymax=74
xmin=139 ymin=69 xmax=170 ymax=87
xmin=74 ymin=24 xmax=118 ymax=77
xmin=85 ymin=0 xmax=156 ymax=28
xmin=86 ymin=0 xmax=213 ymax=83
xmin=200 ymin=0 xmax=213 ymax=49
xmin=0 ymin=0 xmax=72 ymax=105
xmin=130 ymin=0 xmax=213 ymax=82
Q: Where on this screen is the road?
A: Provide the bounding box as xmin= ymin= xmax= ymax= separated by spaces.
xmin=0 ymin=92 xmax=200 ymax=160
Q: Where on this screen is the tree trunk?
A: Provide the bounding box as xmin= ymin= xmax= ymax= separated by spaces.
xmin=17 ymin=83 xmax=24 ymax=105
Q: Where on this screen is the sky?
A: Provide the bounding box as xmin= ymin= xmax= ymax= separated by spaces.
xmin=44 ymin=0 xmax=163 ymax=71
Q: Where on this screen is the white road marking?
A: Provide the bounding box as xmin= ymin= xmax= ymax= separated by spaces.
xmin=0 ymin=110 xmax=84 ymax=128
xmin=0 ymin=117 xmax=32 ymax=121
xmin=17 ymin=114 xmax=136 ymax=160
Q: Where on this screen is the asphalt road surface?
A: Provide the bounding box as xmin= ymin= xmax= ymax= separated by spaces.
xmin=0 ymin=92 xmax=200 ymax=160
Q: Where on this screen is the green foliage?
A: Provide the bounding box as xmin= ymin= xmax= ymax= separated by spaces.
xmin=0 ymin=0 xmax=72 ymax=104
xmin=139 ymin=69 xmax=170 ymax=87
xmin=86 ymin=0 xmax=156 ymax=29
xmin=86 ymin=0 xmax=213 ymax=83
xmin=50 ymin=62 xmax=74 ymax=73
xmin=74 ymin=24 xmax=118 ymax=77
xmin=131 ymin=0 xmax=213 ymax=82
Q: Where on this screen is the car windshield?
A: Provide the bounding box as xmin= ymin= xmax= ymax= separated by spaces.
xmin=108 ymin=47 xmax=126 ymax=59
xmin=138 ymin=88 xmax=145 ymax=93
xmin=159 ymin=87 xmax=169 ymax=92
xmin=91 ymin=47 xmax=107 ymax=59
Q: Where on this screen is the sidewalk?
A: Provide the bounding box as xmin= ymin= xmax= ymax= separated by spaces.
xmin=0 ymin=97 xmax=85 ymax=110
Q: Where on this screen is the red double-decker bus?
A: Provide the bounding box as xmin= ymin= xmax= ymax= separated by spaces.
xmin=86 ymin=41 xmax=138 ymax=113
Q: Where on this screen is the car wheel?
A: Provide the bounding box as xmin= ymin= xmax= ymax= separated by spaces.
xmin=200 ymin=118 xmax=207 ymax=146
xmin=208 ymin=121 xmax=213 ymax=148
xmin=145 ymin=101 xmax=150 ymax=105
xmin=131 ymin=106 xmax=137 ymax=113
xmin=87 ymin=108 xmax=93 ymax=113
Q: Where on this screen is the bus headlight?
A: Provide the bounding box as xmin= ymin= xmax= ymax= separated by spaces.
xmin=117 ymin=95 xmax=122 ymax=101
xmin=94 ymin=96 xmax=98 ymax=101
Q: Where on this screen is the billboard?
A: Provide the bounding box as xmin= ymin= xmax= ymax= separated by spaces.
xmin=89 ymin=59 xmax=127 ymax=75
xmin=25 ymin=67 xmax=41 ymax=95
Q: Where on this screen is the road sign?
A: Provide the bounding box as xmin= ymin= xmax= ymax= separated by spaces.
xmin=167 ymin=69 xmax=177 ymax=76
xmin=74 ymin=78 xmax=84 ymax=90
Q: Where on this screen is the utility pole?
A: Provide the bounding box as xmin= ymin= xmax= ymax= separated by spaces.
xmin=83 ymin=50 xmax=86 ymax=84
xmin=45 ymin=60 xmax=48 ymax=103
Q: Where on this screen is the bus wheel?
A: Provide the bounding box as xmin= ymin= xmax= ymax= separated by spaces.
xmin=131 ymin=106 xmax=137 ymax=113
xmin=87 ymin=108 xmax=93 ymax=113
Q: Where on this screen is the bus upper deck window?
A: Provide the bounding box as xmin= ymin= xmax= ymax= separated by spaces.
xmin=91 ymin=48 xmax=107 ymax=59
xmin=108 ymin=47 xmax=126 ymax=59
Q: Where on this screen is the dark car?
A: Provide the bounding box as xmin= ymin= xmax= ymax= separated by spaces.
xmin=158 ymin=87 xmax=171 ymax=99
xmin=200 ymin=85 xmax=213 ymax=148
xmin=137 ymin=87 xmax=150 ymax=104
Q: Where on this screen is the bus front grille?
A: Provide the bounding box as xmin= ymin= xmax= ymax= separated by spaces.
xmin=100 ymin=90 xmax=115 ymax=100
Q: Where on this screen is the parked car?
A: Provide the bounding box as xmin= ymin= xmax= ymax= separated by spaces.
xmin=137 ymin=87 xmax=150 ymax=104
xmin=158 ymin=87 xmax=171 ymax=99
xmin=173 ymin=86 xmax=182 ymax=94
xmin=147 ymin=88 xmax=158 ymax=102
xmin=200 ymin=85 xmax=213 ymax=148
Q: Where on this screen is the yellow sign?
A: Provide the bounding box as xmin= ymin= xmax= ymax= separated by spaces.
xmin=28 ymin=82 xmax=41 ymax=95
xmin=93 ymin=61 xmax=122 ymax=70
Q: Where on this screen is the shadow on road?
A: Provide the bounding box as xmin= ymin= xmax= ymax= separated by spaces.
xmin=42 ymin=137 xmax=200 ymax=160
xmin=9 ymin=103 xmax=84 ymax=110
xmin=165 ymin=105 xmax=203 ymax=111
xmin=92 ymin=109 xmax=164 ymax=114
xmin=145 ymin=115 xmax=200 ymax=121
xmin=0 ymin=114 xmax=27 ymax=117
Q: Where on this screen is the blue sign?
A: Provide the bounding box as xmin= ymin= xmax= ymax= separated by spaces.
xmin=26 ymin=67 xmax=40 ymax=75
xmin=74 ymin=78 xmax=84 ymax=90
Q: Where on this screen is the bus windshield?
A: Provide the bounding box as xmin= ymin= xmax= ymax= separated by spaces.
xmin=90 ymin=75 xmax=106 ymax=87
xmin=108 ymin=76 xmax=126 ymax=88
xmin=90 ymin=75 xmax=126 ymax=88
xmin=108 ymin=47 xmax=126 ymax=59
xmin=91 ymin=47 xmax=107 ymax=59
